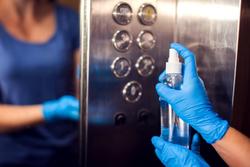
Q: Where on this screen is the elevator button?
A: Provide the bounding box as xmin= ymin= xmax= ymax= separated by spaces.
xmin=137 ymin=31 xmax=156 ymax=50
xmin=112 ymin=2 xmax=133 ymax=25
xmin=122 ymin=81 xmax=142 ymax=103
xmin=135 ymin=55 xmax=155 ymax=77
xmin=112 ymin=30 xmax=133 ymax=52
xmin=111 ymin=57 xmax=131 ymax=78
xmin=138 ymin=109 xmax=151 ymax=122
xmin=114 ymin=113 xmax=126 ymax=126
xmin=138 ymin=4 xmax=157 ymax=25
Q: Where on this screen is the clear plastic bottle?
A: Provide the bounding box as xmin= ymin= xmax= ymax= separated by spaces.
xmin=160 ymin=49 xmax=190 ymax=148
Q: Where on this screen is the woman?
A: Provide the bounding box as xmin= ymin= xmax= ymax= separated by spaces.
xmin=0 ymin=0 xmax=80 ymax=166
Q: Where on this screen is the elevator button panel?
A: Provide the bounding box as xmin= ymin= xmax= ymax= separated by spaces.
xmin=138 ymin=4 xmax=157 ymax=25
xmin=84 ymin=1 xmax=173 ymax=166
xmin=111 ymin=3 xmax=157 ymax=103
xmin=111 ymin=57 xmax=131 ymax=78
xmin=135 ymin=55 xmax=155 ymax=77
xmin=112 ymin=2 xmax=133 ymax=25
xmin=137 ymin=31 xmax=156 ymax=50
xmin=112 ymin=30 xmax=133 ymax=52
xmin=122 ymin=81 xmax=142 ymax=103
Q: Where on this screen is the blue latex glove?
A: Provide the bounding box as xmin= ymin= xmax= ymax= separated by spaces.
xmin=156 ymin=43 xmax=229 ymax=144
xmin=152 ymin=134 xmax=210 ymax=167
xmin=42 ymin=95 xmax=80 ymax=122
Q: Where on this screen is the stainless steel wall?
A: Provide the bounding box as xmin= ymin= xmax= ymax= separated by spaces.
xmin=80 ymin=0 xmax=241 ymax=166
xmin=80 ymin=0 xmax=176 ymax=166
xmin=175 ymin=0 xmax=240 ymax=119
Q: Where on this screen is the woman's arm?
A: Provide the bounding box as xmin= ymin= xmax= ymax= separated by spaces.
xmin=213 ymin=127 xmax=250 ymax=167
xmin=0 ymin=95 xmax=79 ymax=133
xmin=0 ymin=105 xmax=43 ymax=133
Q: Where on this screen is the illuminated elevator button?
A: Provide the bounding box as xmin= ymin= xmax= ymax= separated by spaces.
xmin=112 ymin=30 xmax=133 ymax=52
xmin=111 ymin=57 xmax=131 ymax=78
xmin=112 ymin=2 xmax=133 ymax=25
xmin=138 ymin=4 xmax=157 ymax=25
xmin=135 ymin=55 xmax=155 ymax=77
xmin=137 ymin=30 xmax=156 ymax=50
xmin=122 ymin=81 xmax=142 ymax=103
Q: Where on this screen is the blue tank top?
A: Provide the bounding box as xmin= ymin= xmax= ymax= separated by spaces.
xmin=0 ymin=5 xmax=79 ymax=167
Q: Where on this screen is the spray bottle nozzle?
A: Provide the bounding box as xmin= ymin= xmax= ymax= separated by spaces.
xmin=166 ymin=48 xmax=182 ymax=74
xmin=168 ymin=49 xmax=179 ymax=63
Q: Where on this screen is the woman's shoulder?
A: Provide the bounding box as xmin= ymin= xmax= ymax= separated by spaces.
xmin=55 ymin=4 xmax=80 ymax=49
xmin=56 ymin=4 xmax=79 ymax=21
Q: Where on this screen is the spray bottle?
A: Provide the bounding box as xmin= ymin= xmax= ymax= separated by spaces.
xmin=160 ymin=48 xmax=190 ymax=148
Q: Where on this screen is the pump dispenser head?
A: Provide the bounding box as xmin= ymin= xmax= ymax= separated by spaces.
xmin=165 ymin=49 xmax=182 ymax=74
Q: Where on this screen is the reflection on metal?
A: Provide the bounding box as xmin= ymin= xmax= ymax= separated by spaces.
xmin=79 ymin=0 xmax=91 ymax=166
xmin=112 ymin=2 xmax=133 ymax=25
xmin=112 ymin=30 xmax=133 ymax=52
xmin=175 ymin=0 xmax=240 ymax=120
xmin=135 ymin=55 xmax=155 ymax=77
xmin=138 ymin=3 xmax=157 ymax=25
xmin=122 ymin=81 xmax=143 ymax=103
xmin=80 ymin=0 xmax=241 ymax=166
xmin=177 ymin=2 xmax=239 ymax=21
xmin=136 ymin=30 xmax=156 ymax=50
xmin=80 ymin=0 xmax=174 ymax=166
xmin=110 ymin=57 xmax=131 ymax=78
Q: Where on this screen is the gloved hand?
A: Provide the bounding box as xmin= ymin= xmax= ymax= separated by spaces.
xmin=156 ymin=43 xmax=229 ymax=144
xmin=152 ymin=134 xmax=210 ymax=167
xmin=42 ymin=95 xmax=80 ymax=122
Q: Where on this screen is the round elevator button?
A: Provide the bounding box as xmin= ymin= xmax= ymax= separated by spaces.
xmin=138 ymin=4 xmax=157 ymax=25
xmin=112 ymin=2 xmax=133 ymax=25
xmin=112 ymin=30 xmax=133 ymax=52
xmin=135 ymin=55 xmax=155 ymax=77
xmin=122 ymin=81 xmax=142 ymax=103
xmin=136 ymin=30 xmax=156 ymax=50
xmin=138 ymin=109 xmax=151 ymax=122
xmin=114 ymin=113 xmax=126 ymax=126
xmin=111 ymin=57 xmax=131 ymax=78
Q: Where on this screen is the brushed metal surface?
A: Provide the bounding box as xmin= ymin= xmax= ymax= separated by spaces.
xmin=80 ymin=0 xmax=241 ymax=166
xmin=79 ymin=0 xmax=91 ymax=166
xmin=80 ymin=0 xmax=175 ymax=166
xmin=173 ymin=0 xmax=240 ymax=166
xmin=175 ymin=0 xmax=240 ymax=120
